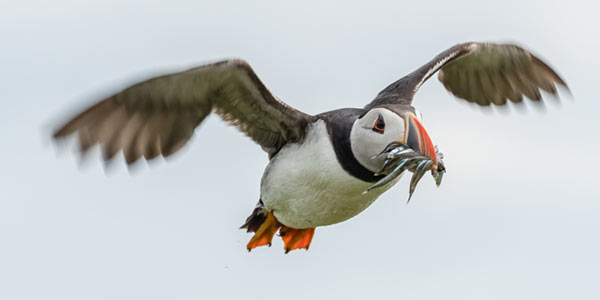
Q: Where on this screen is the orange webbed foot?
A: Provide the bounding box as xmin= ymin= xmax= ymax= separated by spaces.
xmin=280 ymin=226 xmax=316 ymax=253
xmin=246 ymin=211 xmax=281 ymax=251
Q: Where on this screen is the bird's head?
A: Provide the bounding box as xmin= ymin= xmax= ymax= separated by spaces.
xmin=350 ymin=106 xmax=438 ymax=174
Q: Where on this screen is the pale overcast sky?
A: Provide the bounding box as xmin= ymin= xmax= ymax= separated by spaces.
xmin=1 ymin=1 xmax=599 ymax=299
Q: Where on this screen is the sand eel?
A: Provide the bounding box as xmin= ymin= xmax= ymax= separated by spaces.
xmin=53 ymin=42 xmax=568 ymax=253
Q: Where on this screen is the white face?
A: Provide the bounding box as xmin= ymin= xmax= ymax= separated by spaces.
xmin=350 ymin=108 xmax=406 ymax=173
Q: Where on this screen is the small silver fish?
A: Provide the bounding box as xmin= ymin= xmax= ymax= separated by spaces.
xmin=434 ymin=170 xmax=444 ymax=187
xmin=407 ymin=160 xmax=433 ymax=202
xmin=379 ymin=142 xmax=407 ymax=155
xmin=364 ymin=158 xmax=411 ymax=194
xmin=364 ymin=142 xmax=447 ymax=202
xmin=434 ymin=159 xmax=446 ymax=187
xmin=378 ymin=149 xmax=416 ymax=174
xmin=387 ymin=148 xmax=414 ymax=159
xmin=370 ymin=142 xmax=409 ymax=160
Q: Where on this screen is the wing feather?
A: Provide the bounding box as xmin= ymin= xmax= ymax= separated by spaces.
xmin=53 ymin=60 xmax=312 ymax=165
xmin=366 ymin=42 xmax=568 ymax=109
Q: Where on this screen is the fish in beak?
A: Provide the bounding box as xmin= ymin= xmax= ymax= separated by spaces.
xmin=364 ymin=112 xmax=446 ymax=201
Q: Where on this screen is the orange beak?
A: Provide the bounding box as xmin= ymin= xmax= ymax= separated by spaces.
xmin=404 ymin=113 xmax=438 ymax=169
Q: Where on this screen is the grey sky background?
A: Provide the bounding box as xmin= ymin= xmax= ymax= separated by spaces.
xmin=1 ymin=0 xmax=599 ymax=299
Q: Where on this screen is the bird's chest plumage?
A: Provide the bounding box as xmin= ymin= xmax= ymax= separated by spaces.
xmin=260 ymin=120 xmax=400 ymax=228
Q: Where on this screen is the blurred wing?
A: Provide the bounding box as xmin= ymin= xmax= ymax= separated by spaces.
xmin=367 ymin=42 xmax=568 ymax=107
xmin=53 ymin=59 xmax=312 ymax=164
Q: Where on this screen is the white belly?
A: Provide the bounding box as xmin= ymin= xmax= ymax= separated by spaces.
xmin=260 ymin=120 xmax=401 ymax=228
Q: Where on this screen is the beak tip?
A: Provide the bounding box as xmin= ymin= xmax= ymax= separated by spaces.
xmin=406 ymin=113 xmax=438 ymax=165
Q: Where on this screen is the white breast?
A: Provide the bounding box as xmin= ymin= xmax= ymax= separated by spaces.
xmin=260 ymin=120 xmax=401 ymax=228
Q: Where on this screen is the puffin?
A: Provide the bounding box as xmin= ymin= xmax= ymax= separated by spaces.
xmin=53 ymin=42 xmax=568 ymax=253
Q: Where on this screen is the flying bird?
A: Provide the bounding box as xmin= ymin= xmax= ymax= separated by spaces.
xmin=53 ymin=42 xmax=568 ymax=253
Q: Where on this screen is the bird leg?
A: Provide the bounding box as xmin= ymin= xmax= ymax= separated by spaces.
xmin=279 ymin=226 xmax=315 ymax=253
xmin=246 ymin=211 xmax=281 ymax=251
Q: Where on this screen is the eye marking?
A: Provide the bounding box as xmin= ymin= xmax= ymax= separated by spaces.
xmin=371 ymin=113 xmax=385 ymax=134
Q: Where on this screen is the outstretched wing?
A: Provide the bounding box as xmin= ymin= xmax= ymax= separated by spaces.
xmin=367 ymin=42 xmax=568 ymax=108
xmin=53 ymin=59 xmax=313 ymax=164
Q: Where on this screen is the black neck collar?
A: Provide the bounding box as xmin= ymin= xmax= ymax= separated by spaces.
xmin=318 ymin=109 xmax=384 ymax=183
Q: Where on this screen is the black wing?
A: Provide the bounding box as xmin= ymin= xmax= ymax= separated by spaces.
xmin=53 ymin=59 xmax=313 ymax=164
xmin=367 ymin=42 xmax=568 ymax=108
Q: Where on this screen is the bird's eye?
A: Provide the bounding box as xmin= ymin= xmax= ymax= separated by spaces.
xmin=372 ymin=114 xmax=385 ymax=134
